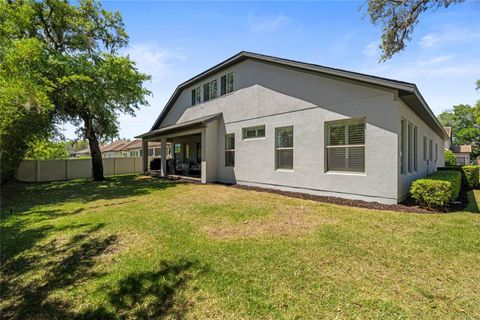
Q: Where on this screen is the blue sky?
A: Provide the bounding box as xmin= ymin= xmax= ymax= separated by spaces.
xmin=62 ymin=0 xmax=480 ymax=139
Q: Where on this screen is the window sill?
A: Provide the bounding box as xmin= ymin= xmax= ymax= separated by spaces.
xmin=275 ymin=169 xmax=294 ymax=172
xmin=243 ymin=137 xmax=266 ymax=141
xmin=326 ymin=171 xmax=366 ymax=176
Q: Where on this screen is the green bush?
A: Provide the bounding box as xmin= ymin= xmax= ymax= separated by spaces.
xmin=462 ymin=165 xmax=479 ymax=188
xmin=410 ymin=171 xmax=462 ymax=208
xmin=444 ymin=149 xmax=457 ymax=166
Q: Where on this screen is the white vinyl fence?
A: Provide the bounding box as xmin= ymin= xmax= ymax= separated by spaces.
xmin=16 ymin=157 xmax=156 ymax=182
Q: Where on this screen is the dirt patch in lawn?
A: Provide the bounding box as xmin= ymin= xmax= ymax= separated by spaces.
xmin=203 ymin=205 xmax=337 ymax=239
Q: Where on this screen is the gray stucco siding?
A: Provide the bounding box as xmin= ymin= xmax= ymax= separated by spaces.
xmin=396 ymin=99 xmax=445 ymax=200
xmin=154 ymin=58 xmax=444 ymax=204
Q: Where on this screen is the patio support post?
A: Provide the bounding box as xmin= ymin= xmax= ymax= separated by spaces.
xmin=142 ymin=139 xmax=148 ymax=173
xmin=160 ymin=137 xmax=167 ymax=177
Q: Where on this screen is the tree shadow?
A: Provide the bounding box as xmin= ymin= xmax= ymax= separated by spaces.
xmin=81 ymin=259 xmax=204 ymax=319
xmin=1 ymin=174 xmax=179 ymax=216
xmin=1 ymin=223 xmax=117 ymax=320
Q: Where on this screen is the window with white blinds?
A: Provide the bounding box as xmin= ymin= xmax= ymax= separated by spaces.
xmin=326 ymin=119 xmax=365 ymax=173
xmin=275 ymin=126 xmax=293 ymax=170
xmin=225 ymin=133 xmax=235 ymax=167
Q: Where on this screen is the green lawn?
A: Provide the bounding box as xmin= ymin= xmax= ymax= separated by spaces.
xmin=1 ymin=175 xmax=479 ymax=319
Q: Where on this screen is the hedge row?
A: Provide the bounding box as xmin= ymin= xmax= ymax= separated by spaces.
xmin=462 ymin=166 xmax=479 ymax=188
xmin=439 ymin=165 xmax=480 ymax=188
xmin=410 ymin=171 xmax=461 ymax=208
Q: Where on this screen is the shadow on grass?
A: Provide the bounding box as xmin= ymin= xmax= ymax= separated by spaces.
xmin=1 ymin=174 xmax=178 ymax=216
xmin=1 ymin=223 xmax=117 ymax=319
xmin=1 ymin=174 xmax=177 ymax=262
xmin=1 ymin=220 xmax=203 ymax=319
xmin=464 ymin=190 xmax=480 ymax=213
xmin=83 ymin=259 xmax=203 ymax=319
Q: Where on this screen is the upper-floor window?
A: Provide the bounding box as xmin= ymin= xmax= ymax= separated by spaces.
xmin=221 ymin=72 xmax=234 ymax=95
xmin=203 ymin=80 xmax=217 ymax=102
xmin=326 ymin=118 xmax=365 ymax=173
xmin=191 ymin=87 xmax=200 ymax=106
xmin=243 ymin=125 xmax=265 ymax=139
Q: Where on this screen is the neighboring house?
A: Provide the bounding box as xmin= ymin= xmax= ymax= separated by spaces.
xmin=74 ymin=140 xmax=164 ymax=158
xmin=102 ymin=140 xmax=130 ymax=158
xmin=119 ymin=140 xmax=163 ymax=157
xmin=443 ymin=126 xmax=472 ymax=165
xmin=451 ymin=145 xmax=472 ymax=165
xmin=136 ymin=51 xmax=447 ymax=204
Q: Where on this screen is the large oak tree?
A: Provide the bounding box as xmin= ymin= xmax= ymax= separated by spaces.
xmin=0 ymin=0 xmax=150 ymax=180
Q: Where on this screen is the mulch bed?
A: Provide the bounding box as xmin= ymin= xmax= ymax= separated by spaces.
xmin=154 ymin=175 xmax=470 ymax=214
xmin=228 ymin=184 xmax=471 ymax=214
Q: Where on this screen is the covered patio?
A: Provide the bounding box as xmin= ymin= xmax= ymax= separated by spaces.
xmin=136 ymin=113 xmax=222 ymax=183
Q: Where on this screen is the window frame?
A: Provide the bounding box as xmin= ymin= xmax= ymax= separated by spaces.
xmin=429 ymin=139 xmax=433 ymax=161
xmin=221 ymin=72 xmax=234 ymax=96
xmin=224 ymin=133 xmax=235 ymax=167
xmin=203 ymin=79 xmax=217 ymax=102
xmin=242 ymin=125 xmax=266 ymax=140
xmin=326 ymin=118 xmax=366 ymax=174
xmin=275 ymin=126 xmax=294 ymax=170
xmin=413 ymin=126 xmax=418 ymax=172
xmin=191 ymin=87 xmax=201 ymax=106
xmin=400 ymin=119 xmax=406 ymax=174
xmin=407 ymin=122 xmax=413 ymax=173
xmin=423 ymin=136 xmax=427 ymax=161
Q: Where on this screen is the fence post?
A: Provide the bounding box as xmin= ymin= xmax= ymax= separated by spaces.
xmin=36 ymin=160 xmax=40 ymax=182
xmin=66 ymin=159 xmax=69 ymax=180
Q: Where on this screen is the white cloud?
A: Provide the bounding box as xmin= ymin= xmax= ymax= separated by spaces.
xmin=418 ymin=55 xmax=453 ymax=65
xmin=419 ymin=26 xmax=480 ymax=48
xmin=363 ymin=42 xmax=380 ymax=57
xmin=248 ymin=12 xmax=289 ymax=32
xmin=125 ymin=43 xmax=186 ymax=83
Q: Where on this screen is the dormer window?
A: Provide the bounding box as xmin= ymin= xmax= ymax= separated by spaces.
xmin=191 ymin=87 xmax=200 ymax=106
xmin=203 ymin=80 xmax=217 ymax=102
xmin=221 ymin=72 xmax=234 ymax=95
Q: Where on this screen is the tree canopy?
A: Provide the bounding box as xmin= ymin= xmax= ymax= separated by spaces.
xmin=0 ymin=0 xmax=151 ymax=181
xmin=439 ymin=103 xmax=480 ymax=161
xmin=366 ymin=0 xmax=464 ymax=61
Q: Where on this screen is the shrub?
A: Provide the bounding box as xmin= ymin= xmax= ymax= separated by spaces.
xmin=410 ymin=171 xmax=461 ymax=208
xmin=462 ymin=165 xmax=479 ymax=188
xmin=444 ymin=149 xmax=457 ymax=166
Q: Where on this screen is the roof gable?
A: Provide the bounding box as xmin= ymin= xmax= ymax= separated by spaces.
xmin=148 ymin=51 xmax=448 ymax=139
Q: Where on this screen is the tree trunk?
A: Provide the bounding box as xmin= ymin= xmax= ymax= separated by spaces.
xmin=82 ymin=113 xmax=104 ymax=181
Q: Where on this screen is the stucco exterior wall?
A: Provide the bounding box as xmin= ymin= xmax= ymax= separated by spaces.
xmin=396 ymin=99 xmax=445 ymax=200
xmin=158 ymin=60 xmax=401 ymax=203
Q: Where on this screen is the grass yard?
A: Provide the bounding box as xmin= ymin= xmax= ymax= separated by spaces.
xmin=1 ymin=175 xmax=479 ymax=319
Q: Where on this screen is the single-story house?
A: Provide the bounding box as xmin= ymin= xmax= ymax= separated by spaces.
xmin=119 ymin=140 xmax=163 ymax=157
xmin=74 ymin=140 xmax=165 ymax=158
xmin=136 ymin=51 xmax=447 ymax=204
xmin=443 ymin=126 xmax=472 ymax=165
xmin=451 ymin=145 xmax=472 ymax=165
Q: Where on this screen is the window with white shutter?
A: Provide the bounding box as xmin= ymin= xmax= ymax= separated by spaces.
xmin=326 ymin=119 xmax=365 ymax=173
